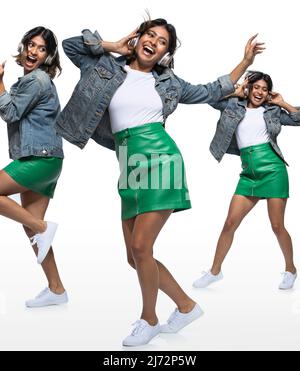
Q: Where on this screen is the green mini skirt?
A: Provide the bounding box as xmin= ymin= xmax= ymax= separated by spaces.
xmin=235 ymin=143 xmax=289 ymax=198
xmin=114 ymin=122 xmax=191 ymax=220
xmin=3 ymin=156 xmax=63 ymax=198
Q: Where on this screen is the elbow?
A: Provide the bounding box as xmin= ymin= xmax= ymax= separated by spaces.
xmin=62 ymin=39 xmax=73 ymax=55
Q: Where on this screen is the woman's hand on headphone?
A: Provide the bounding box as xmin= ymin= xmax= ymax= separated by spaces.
xmin=233 ymin=78 xmax=249 ymax=98
xmin=243 ymin=34 xmax=265 ymax=66
xmin=114 ymin=29 xmax=139 ymax=56
xmin=268 ymin=91 xmax=284 ymax=106
xmin=0 ymin=61 xmax=6 ymax=80
xmin=268 ymin=91 xmax=298 ymax=113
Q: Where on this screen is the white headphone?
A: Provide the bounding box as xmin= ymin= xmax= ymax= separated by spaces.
xmin=18 ymin=33 xmax=58 ymax=66
xmin=128 ymin=35 xmax=175 ymax=68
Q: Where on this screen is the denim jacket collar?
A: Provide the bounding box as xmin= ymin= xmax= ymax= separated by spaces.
xmin=237 ymin=98 xmax=277 ymax=113
xmin=113 ymin=56 xmax=172 ymax=82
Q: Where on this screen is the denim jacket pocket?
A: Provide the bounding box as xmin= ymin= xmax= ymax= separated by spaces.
xmin=267 ymin=117 xmax=281 ymax=136
xmin=164 ymin=89 xmax=179 ymax=114
xmin=95 ymin=66 xmax=113 ymax=79
xmin=79 ymin=66 xmax=112 ymax=98
xmin=224 ymin=108 xmax=236 ymax=118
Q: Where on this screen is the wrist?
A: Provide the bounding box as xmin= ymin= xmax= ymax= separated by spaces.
xmin=241 ymin=59 xmax=250 ymax=69
xmin=279 ymin=101 xmax=287 ymax=108
xmin=101 ymin=41 xmax=117 ymax=53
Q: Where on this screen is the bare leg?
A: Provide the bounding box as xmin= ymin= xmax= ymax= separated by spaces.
xmin=267 ymin=198 xmax=296 ymax=274
xmin=0 ymin=171 xmax=46 ymax=233
xmin=123 ymin=217 xmax=196 ymax=317
xmin=21 ymin=191 xmax=65 ymax=294
xmin=210 ymin=195 xmax=259 ymax=275
xmin=122 ymin=210 xmax=196 ymax=325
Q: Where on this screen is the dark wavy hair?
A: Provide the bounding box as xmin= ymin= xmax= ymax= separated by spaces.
xmin=15 ymin=26 xmax=62 ymax=79
xmin=245 ymin=70 xmax=273 ymax=91
xmin=127 ymin=17 xmax=179 ymax=72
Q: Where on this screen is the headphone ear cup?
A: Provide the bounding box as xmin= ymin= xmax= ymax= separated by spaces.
xmin=128 ymin=35 xmax=140 ymax=49
xmin=18 ymin=42 xmax=24 ymax=54
xmin=44 ymin=46 xmax=58 ymax=66
xmin=157 ymin=52 xmax=173 ymax=68
xmin=44 ymin=55 xmax=53 ymax=65
xmin=243 ymin=87 xmax=249 ymax=97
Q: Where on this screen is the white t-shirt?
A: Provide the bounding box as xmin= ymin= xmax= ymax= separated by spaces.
xmin=109 ymin=65 xmax=164 ymax=134
xmin=236 ymin=106 xmax=270 ymax=149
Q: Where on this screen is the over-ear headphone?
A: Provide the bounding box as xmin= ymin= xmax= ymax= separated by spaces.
xmin=243 ymin=86 xmax=249 ymax=98
xmin=17 ymin=33 xmax=58 ymax=66
xmin=128 ymin=34 xmax=174 ymax=68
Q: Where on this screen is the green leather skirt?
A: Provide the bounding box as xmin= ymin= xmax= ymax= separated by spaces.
xmin=3 ymin=156 xmax=63 ymax=198
xmin=114 ymin=122 xmax=191 ymax=220
xmin=235 ymin=143 xmax=289 ymax=198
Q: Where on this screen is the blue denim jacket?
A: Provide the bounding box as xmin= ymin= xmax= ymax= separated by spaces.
xmin=0 ymin=69 xmax=63 ymax=160
xmin=56 ymin=29 xmax=235 ymax=151
xmin=209 ymin=97 xmax=300 ymax=164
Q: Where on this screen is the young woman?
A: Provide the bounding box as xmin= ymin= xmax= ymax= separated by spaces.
xmin=193 ymin=71 xmax=300 ymax=290
xmin=57 ymin=19 xmax=263 ymax=346
xmin=0 ymin=26 xmax=68 ymax=307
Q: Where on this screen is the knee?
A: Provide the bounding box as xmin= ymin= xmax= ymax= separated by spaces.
xmin=223 ymin=218 xmax=238 ymax=233
xmin=271 ymin=222 xmax=284 ymax=235
xmin=131 ymin=241 xmax=152 ymax=262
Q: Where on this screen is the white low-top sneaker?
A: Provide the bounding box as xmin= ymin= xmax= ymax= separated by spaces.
xmin=25 ymin=287 xmax=68 ymax=307
xmin=122 ymin=319 xmax=160 ymax=347
xmin=279 ymin=271 xmax=297 ymax=290
xmin=160 ymin=303 xmax=203 ymax=333
xmin=30 ymin=222 xmax=58 ymax=264
xmin=193 ymin=270 xmax=223 ymax=288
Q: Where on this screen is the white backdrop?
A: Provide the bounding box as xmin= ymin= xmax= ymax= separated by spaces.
xmin=0 ymin=0 xmax=299 ymax=351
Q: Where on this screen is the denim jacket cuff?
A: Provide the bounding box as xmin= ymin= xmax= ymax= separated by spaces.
xmin=0 ymin=91 xmax=11 ymax=108
xmin=290 ymin=107 xmax=300 ymax=121
xmin=82 ymin=29 xmax=104 ymax=55
xmin=218 ymin=75 xmax=235 ymax=97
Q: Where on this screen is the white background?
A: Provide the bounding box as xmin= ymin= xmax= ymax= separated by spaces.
xmin=0 ymin=0 xmax=300 ymax=351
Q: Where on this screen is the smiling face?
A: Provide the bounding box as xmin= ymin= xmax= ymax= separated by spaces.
xmin=131 ymin=26 xmax=170 ymax=72
xmin=21 ymin=35 xmax=48 ymax=74
xmin=247 ymin=79 xmax=269 ymax=108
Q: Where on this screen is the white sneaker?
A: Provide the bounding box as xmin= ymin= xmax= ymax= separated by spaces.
xmin=193 ymin=270 xmax=223 ymax=288
xmin=122 ymin=319 xmax=160 ymax=347
xmin=160 ymin=303 xmax=203 ymax=333
xmin=30 ymin=222 xmax=58 ymax=264
xmin=279 ymin=271 xmax=297 ymax=290
xmin=25 ymin=287 xmax=68 ymax=308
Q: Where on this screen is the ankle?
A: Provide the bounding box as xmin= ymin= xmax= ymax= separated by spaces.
xmin=49 ymin=283 xmax=65 ymax=295
xmin=36 ymin=221 xmax=47 ymax=234
xmin=141 ymin=316 xmax=159 ymax=326
xmin=177 ymin=300 xmax=196 ymax=314
xmin=286 ymin=267 xmax=297 ymax=275
xmin=211 ymin=267 xmax=221 ymax=275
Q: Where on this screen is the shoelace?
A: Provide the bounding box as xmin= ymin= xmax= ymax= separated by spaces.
xmin=35 ymin=287 xmax=49 ymax=299
xmin=281 ymin=272 xmax=292 ymax=284
xmin=167 ymin=309 xmax=181 ymax=326
xmin=131 ymin=320 xmax=147 ymax=336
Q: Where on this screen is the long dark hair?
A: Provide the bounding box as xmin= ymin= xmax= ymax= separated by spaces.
xmin=246 ymin=70 xmax=273 ymax=91
xmin=15 ymin=26 xmax=62 ymax=79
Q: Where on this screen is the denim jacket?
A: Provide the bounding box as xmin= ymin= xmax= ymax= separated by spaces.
xmin=56 ymin=29 xmax=235 ymax=151
xmin=0 ymin=68 xmax=63 ymax=160
xmin=209 ymin=97 xmax=300 ymax=164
